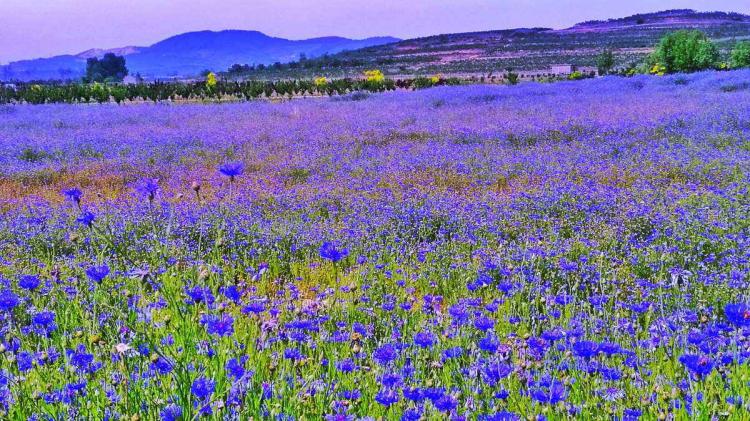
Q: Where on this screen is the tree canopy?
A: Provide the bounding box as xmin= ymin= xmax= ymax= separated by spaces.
xmin=85 ymin=53 xmax=128 ymax=83
xmin=731 ymin=41 xmax=750 ymax=69
xmin=650 ymin=30 xmax=719 ymax=74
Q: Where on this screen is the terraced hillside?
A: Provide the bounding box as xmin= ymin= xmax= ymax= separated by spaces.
xmin=237 ymin=9 xmax=750 ymax=78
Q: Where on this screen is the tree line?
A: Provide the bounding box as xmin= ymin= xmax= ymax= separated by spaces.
xmin=0 ymin=73 xmax=462 ymax=105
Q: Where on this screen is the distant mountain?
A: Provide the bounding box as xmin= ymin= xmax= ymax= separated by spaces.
xmin=298 ymin=9 xmax=750 ymax=77
xmin=0 ymin=31 xmax=399 ymax=81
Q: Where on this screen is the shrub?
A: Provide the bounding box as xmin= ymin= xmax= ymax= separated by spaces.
xmin=596 ymin=49 xmax=615 ymax=75
xmin=650 ymin=30 xmax=719 ymax=74
xmin=731 ymin=41 xmax=750 ymax=69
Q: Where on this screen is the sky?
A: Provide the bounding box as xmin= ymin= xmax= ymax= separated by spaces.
xmin=1 ymin=0 xmax=749 ymax=64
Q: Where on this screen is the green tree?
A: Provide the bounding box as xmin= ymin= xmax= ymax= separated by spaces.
xmin=86 ymin=53 xmax=128 ymax=83
xmin=731 ymin=41 xmax=750 ymax=68
xmin=596 ymin=49 xmax=615 ymax=75
xmin=650 ymin=30 xmax=719 ymax=74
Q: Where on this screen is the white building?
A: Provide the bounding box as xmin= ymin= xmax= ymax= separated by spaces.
xmin=550 ymin=64 xmax=575 ymax=75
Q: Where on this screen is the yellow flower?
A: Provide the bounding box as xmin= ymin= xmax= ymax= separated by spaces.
xmin=364 ymin=70 xmax=385 ymax=83
xmin=314 ymin=77 xmax=328 ymax=87
xmin=206 ymin=72 xmax=217 ymax=89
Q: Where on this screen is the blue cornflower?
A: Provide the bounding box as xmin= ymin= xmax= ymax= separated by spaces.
xmin=725 ymin=303 xmax=750 ymax=328
xmin=283 ymin=348 xmax=304 ymax=361
xmin=86 ymin=265 xmax=110 ymax=283
xmin=0 ymin=289 xmax=19 ymax=312
xmin=19 ymin=275 xmax=41 ymax=291
xmin=373 ymin=343 xmax=398 ymax=365
xmin=336 ymin=358 xmax=356 ymax=373
xmin=218 ymin=162 xmax=244 ymax=181
xmin=478 ymin=333 xmax=500 ymax=353
xmin=226 ymin=356 xmax=248 ymax=380
xmin=402 ymin=408 xmax=423 ymax=421
xmin=136 ymin=178 xmax=159 ymax=202
xmin=243 ymin=301 xmax=266 ymax=314
xmin=151 ymin=357 xmax=174 ymax=375
xmin=572 ymin=340 xmax=600 ymax=359
xmin=76 ymin=211 xmax=96 ymax=227
xmin=200 ymin=314 xmax=234 ymax=337
xmin=160 ymin=404 xmax=183 ymax=421
xmin=62 ymin=187 xmax=83 ymax=204
xmin=403 ymin=387 xmax=424 ymax=402
xmin=320 ymin=242 xmax=349 ymax=263
xmin=623 ymin=408 xmax=642 ymax=421
xmin=185 ymin=285 xmax=215 ymax=305
xmin=473 ymin=315 xmax=495 ymax=331
xmin=32 ymin=310 xmax=56 ymax=332
xmin=529 ymin=379 xmax=567 ymax=405
xmin=16 ymin=351 xmax=34 ymax=372
xmin=679 ymin=354 xmax=715 ymax=377
xmin=191 ymin=376 xmax=215 ymax=400
xmin=442 ymin=346 xmax=464 ymax=361
xmin=480 ymin=411 xmax=521 ymax=420
xmin=434 ymin=394 xmax=458 ymax=412
xmin=375 ymin=388 xmax=399 ymax=406
xmin=67 ymin=345 xmax=99 ymax=374
xmin=413 ymin=331 xmax=436 ymax=349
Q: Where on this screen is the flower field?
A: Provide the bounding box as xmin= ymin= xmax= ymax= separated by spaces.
xmin=1 ymin=70 xmax=750 ymax=420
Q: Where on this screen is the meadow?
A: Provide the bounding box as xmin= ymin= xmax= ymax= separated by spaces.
xmin=1 ymin=70 xmax=750 ymax=420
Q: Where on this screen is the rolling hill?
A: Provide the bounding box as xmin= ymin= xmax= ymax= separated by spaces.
xmin=0 ymin=31 xmax=399 ymax=81
xmin=253 ymin=9 xmax=750 ymax=78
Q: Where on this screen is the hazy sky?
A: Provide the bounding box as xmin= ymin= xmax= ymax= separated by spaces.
xmin=1 ymin=0 xmax=749 ymax=63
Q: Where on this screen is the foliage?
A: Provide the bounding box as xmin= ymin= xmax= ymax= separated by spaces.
xmin=1 ymin=70 xmax=750 ymax=419
xmin=731 ymin=41 xmax=750 ymax=68
xmin=364 ymin=69 xmax=385 ymax=83
xmin=649 ymin=30 xmax=719 ymax=73
xmin=85 ymin=53 xmax=128 ymax=83
xmin=205 ymin=72 xmax=218 ymax=90
xmin=596 ymin=49 xmax=615 ymax=75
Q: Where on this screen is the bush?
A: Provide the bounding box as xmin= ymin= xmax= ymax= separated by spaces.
xmin=650 ymin=30 xmax=719 ymax=74
xmin=731 ymin=41 xmax=750 ymax=69
xmin=596 ymin=50 xmax=615 ymax=75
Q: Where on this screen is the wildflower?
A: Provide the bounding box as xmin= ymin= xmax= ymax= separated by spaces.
xmin=373 ymin=343 xmax=398 ymax=365
xmin=160 ymin=404 xmax=183 ymax=421
xmin=320 ymin=242 xmax=349 ymax=263
xmin=473 ymin=315 xmax=495 ymax=331
xmin=218 ymin=162 xmax=244 ymax=181
xmin=226 ymin=356 xmax=248 ymax=380
xmin=32 ymin=310 xmax=56 ymax=333
xmin=76 ymin=211 xmax=96 ymax=227
xmin=375 ymin=388 xmax=399 ymax=406
xmin=413 ymin=331 xmax=436 ymax=349
xmin=62 ymin=188 xmax=83 ymax=205
xmin=725 ymin=303 xmax=750 ymax=328
xmin=243 ymin=301 xmax=266 ymax=314
xmin=336 ymin=358 xmax=356 ymax=373
xmin=19 ymin=275 xmax=41 ymax=291
xmin=136 ymin=178 xmax=159 ymax=202
xmin=529 ymin=378 xmax=567 ymax=405
xmin=600 ymin=387 xmax=624 ymax=401
xmin=283 ymin=348 xmax=304 ymax=361
xmin=67 ymin=345 xmax=100 ymax=374
xmin=572 ymin=340 xmax=600 ymax=359
xmin=200 ymin=314 xmax=234 ymax=337
xmin=86 ymin=265 xmax=110 ymax=283
xmin=679 ymin=354 xmax=715 ymax=377
xmin=434 ymin=394 xmax=458 ymax=412
xmin=623 ymin=408 xmax=643 ymax=421
xmin=191 ymin=376 xmax=215 ymax=401
xmin=0 ymin=289 xmax=19 ymax=312
xmin=114 ymin=343 xmax=131 ymax=354
xmin=478 ymin=333 xmax=500 ymax=353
